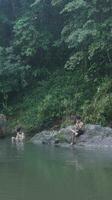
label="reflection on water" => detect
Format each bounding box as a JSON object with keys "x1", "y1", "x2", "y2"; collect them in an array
[
  {"x1": 0, "y1": 139, "x2": 112, "y2": 200},
  {"x1": 11, "y1": 141, "x2": 24, "y2": 151}
]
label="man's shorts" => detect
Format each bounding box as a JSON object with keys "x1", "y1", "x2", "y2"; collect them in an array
[{"x1": 75, "y1": 129, "x2": 84, "y2": 137}]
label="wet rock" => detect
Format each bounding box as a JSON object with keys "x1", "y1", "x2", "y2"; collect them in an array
[
  {"x1": 31, "y1": 124, "x2": 112, "y2": 148},
  {"x1": 31, "y1": 130, "x2": 58, "y2": 145}
]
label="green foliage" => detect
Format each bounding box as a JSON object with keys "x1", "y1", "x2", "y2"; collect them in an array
[
  {"x1": 82, "y1": 78, "x2": 112, "y2": 125},
  {"x1": 59, "y1": 0, "x2": 112, "y2": 73},
  {"x1": 13, "y1": 16, "x2": 52, "y2": 57},
  {"x1": 8, "y1": 70, "x2": 112, "y2": 132},
  {"x1": 65, "y1": 52, "x2": 85, "y2": 70},
  {"x1": 0, "y1": 46, "x2": 30, "y2": 92},
  {"x1": 0, "y1": 0, "x2": 112, "y2": 133},
  {"x1": 61, "y1": 0, "x2": 87, "y2": 13}
]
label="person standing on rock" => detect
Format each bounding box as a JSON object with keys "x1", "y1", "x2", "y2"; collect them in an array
[{"x1": 70, "y1": 116, "x2": 85, "y2": 145}]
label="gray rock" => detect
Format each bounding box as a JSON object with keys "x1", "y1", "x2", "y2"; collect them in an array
[
  {"x1": 31, "y1": 124, "x2": 112, "y2": 148},
  {"x1": 31, "y1": 130, "x2": 58, "y2": 145}
]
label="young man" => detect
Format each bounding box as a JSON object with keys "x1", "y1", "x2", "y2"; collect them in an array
[{"x1": 70, "y1": 116, "x2": 85, "y2": 145}]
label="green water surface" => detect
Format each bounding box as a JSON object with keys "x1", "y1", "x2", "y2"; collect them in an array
[{"x1": 0, "y1": 139, "x2": 112, "y2": 200}]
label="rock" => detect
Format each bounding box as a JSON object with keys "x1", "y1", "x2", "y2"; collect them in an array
[
  {"x1": 0, "y1": 114, "x2": 7, "y2": 138},
  {"x1": 31, "y1": 124, "x2": 112, "y2": 148},
  {"x1": 31, "y1": 130, "x2": 58, "y2": 145}
]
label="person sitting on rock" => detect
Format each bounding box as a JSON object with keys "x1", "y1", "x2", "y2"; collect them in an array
[
  {"x1": 70, "y1": 116, "x2": 85, "y2": 145},
  {"x1": 12, "y1": 127, "x2": 25, "y2": 143}
]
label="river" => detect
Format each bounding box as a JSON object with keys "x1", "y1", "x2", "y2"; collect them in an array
[{"x1": 0, "y1": 139, "x2": 112, "y2": 200}]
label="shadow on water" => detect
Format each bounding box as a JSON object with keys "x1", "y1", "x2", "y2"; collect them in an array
[{"x1": 0, "y1": 139, "x2": 112, "y2": 200}]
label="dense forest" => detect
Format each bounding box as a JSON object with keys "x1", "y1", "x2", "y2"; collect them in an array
[{"x1": 0, "y1": 0, "x2": 112, "y2": 133}]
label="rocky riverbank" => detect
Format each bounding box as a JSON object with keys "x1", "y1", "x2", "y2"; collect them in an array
[{"x1": 31, "y1": 124, "x2": 112, "y2": 148}]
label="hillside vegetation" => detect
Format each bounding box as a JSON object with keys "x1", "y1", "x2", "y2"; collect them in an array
[{"x1": 0, "y1": 0, "x2": 112, "y2": 133}]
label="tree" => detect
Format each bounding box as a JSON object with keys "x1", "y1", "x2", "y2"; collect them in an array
[{"x1": 53, "y1": 0, "x2": 112, "y2": 79}]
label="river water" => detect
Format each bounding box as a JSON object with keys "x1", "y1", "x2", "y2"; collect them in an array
[{"x1": 0, "y1": 139, "x2": 112, "y2": 200}]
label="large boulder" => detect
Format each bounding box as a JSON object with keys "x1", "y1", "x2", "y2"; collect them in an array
[
  {"x1": 31, "y1": 130, "x2": 58, "y2": 145},
  {"x1": 0, "y1": 114, "x2": 7, "y2": 138},
  {"x1": 31, "y1": 124, "x2": 112, "y2": 148}
]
